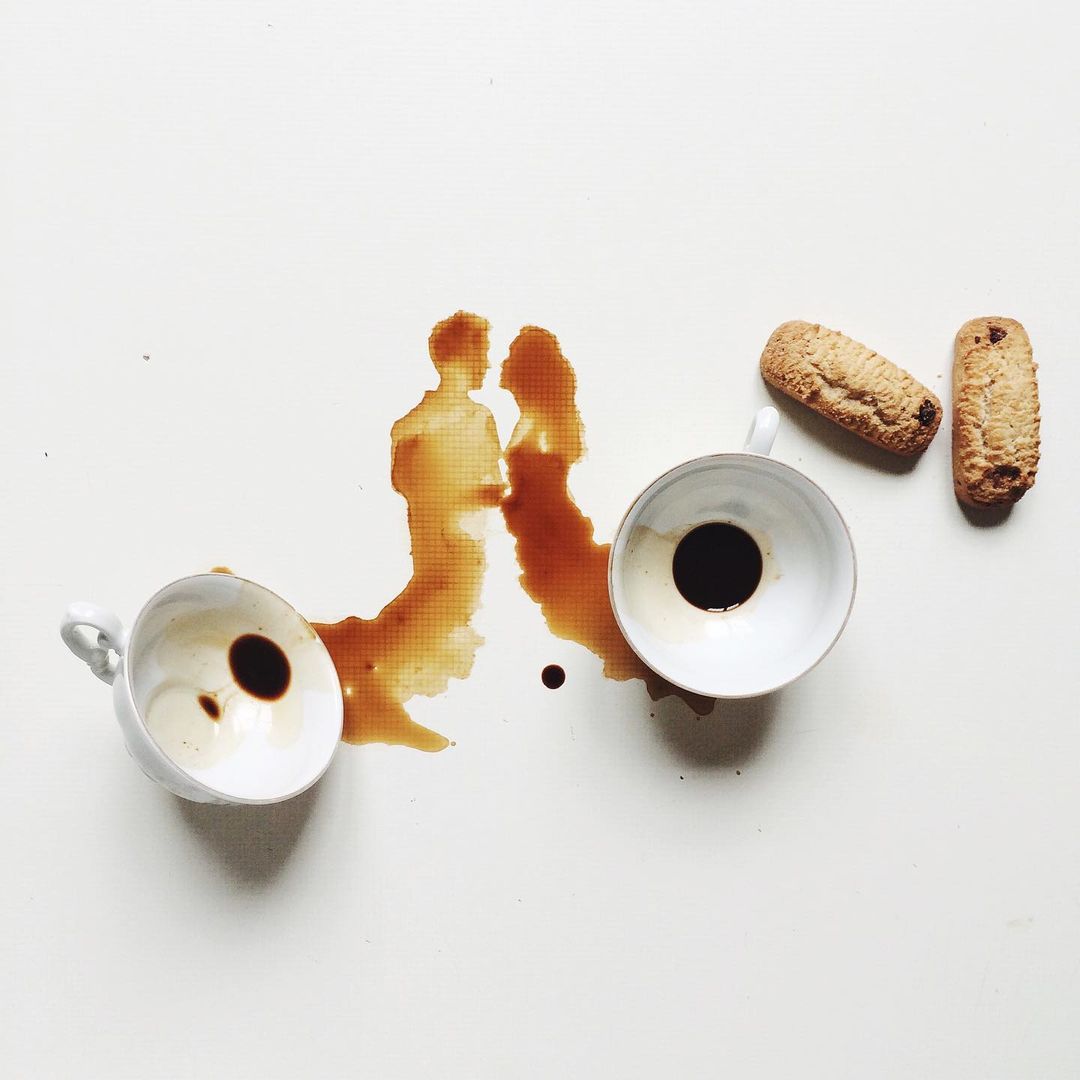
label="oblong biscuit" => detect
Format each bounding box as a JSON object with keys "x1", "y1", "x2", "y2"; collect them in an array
[
  {"x1": 759, "y1": 321, "x2": 941, "y2": 455},
  {"x1": 952, "y1": 316, "x2": 1040, "y2": 507}
]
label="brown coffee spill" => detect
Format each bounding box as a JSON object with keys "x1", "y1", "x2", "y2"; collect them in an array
[
  {"x1": 500, "y1": 327, "x2": 713, "y2": 715},
  {"x1": 210, "y1": 566, "x2": 234, "y2": 575},
  {"x1": 313, "y1": 313, "x2": 503, "y2": 751}
]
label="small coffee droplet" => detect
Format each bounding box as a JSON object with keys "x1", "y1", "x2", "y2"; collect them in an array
[
  {"x1": 197, "y1": 694, "x2": 221, "y2": 720},
  {"x1": 541, "y1": 664, "x2": 566, "y2": 689}
]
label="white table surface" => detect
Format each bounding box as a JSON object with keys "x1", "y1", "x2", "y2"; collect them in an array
[{"x1": 4, "y1": 2, "x2": 1080, "y2": 1077}]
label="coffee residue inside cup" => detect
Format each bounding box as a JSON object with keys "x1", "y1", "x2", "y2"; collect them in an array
[
  {"x1": 197, "y1": 693, "x2": 221, "y2": 719},
  {"x1": 229, "y1": 633, "x2": 291, "y2": 701},
  {"x1": 672, "y1": 522, "x2": 763, "y2": 612}
]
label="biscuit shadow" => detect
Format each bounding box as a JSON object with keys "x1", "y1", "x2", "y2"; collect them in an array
[
  {"x1": 650, "y1": 690, "x2": 780, "y2": 768},
  {"x1": 763, "y1": 385, "x2": 921, "y2": 476},
  {"x1": 174, "y1": 782, "x2": 319, "y2": 888},
  {"x1": 957, "y1": 499, "x2": 1013, "y2": 527}
]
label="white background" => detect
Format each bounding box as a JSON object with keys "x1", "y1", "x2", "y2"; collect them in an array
[{"x1": 3, "y1": 1, "x2": 1079, "y2": 1077}]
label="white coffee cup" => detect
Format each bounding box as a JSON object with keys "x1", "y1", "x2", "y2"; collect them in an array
[
  {"x1": 608, "y1": 407, "x2": 856, "y2": 698},
  {"x1": 60, "y1": 573, "x2": 343, "y2": 804}
]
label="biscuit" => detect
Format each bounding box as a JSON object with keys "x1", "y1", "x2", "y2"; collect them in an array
[
  {"x1": 952, "y1": 316, "x2": 1040, "y2": 506},
  {"x1": 760, "y1": 321, "x2": 941, "y2": 455}
]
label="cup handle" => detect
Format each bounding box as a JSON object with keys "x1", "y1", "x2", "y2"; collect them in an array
[
  {"x1": 60, "y1": 602, "x2": 129, "y2": 685},
  {"x1": 744, "y1": 406, "x2": 780, "y2": 456}
]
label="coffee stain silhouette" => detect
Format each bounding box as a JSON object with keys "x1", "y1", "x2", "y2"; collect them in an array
[
  {"x1": 500, "y1": 326, "x2": 714, "y2": 715},
  {"x1": 313, "y1": 312, "x2": 503, "y2": 751}
]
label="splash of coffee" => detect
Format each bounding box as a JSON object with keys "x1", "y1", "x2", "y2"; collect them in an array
[
  {"x1": 313, "y1": 313, "x2": 503, "y2": 751},
  {"x1": 500, "y1": 327, "x2": 714, "y2": 715}
]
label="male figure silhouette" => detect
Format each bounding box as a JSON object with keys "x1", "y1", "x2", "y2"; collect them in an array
[{"x1": 314, "y1": 312, "x2": 503, "y2": 750}]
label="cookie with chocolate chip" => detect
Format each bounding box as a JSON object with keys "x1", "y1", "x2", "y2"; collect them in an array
[
  {"x1": 952, "y1": 317, "x2": 1040, "y2": 506},
  {"x1": 760, "y1": 321, "x2": 941, "y2": 455}
]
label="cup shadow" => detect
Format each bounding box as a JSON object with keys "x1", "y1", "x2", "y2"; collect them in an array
[
  {"x1": 649, "y1": 690, "x2": 780, "y2": 768},
  {"x1": 763, "y1": 385, "x2": 921, "y2": 476},
  {"x1": 174, "y1": 782, "x2": 319, "y2": 889}
]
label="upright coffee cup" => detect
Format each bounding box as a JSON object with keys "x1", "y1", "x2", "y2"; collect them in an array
[{"x1": 608, "y1": 407, "x2": 856, "y2": 698}]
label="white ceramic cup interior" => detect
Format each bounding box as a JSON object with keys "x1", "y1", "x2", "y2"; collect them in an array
[
  {"x1": 130, "y1": 574, "x2": 342, "y2": 801},
  {"x1": 62, "y1": 574, "x2": 343, "y2": 803},
  {"x1": 609, "y1": 408, "x2": 856, "y2": 698}
]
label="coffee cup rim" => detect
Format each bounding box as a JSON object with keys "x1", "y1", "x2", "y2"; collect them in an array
[{"x1": 607, "y1": 451, "x2": 857, "y2": 699}]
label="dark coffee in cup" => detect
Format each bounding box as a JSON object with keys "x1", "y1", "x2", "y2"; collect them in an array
[{"x1": 672, "y1": 522, "x2": 763, "y2": 612}]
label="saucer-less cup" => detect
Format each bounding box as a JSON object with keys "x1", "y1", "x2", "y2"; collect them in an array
[
  {"x1": 609, "y1": 407, "x2": 856, "y2": 698},
  {"x1": 60, "y1": 573, "x2": 343, "y2": 804}
]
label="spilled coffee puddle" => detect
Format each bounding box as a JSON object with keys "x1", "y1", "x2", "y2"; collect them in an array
[
  {"x1": 312, "y1": 312, "x2": 503, "y2": 751},
  {"x1": 500, "y1": 327, "x2": 713, "y2": 716}
]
